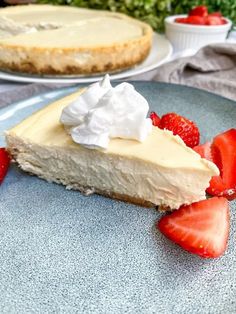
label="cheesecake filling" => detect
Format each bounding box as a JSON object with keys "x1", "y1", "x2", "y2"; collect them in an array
[
  {"x1": 6, "y1": 133, "x2": 214, "y2": 209},
  {"x1": 60, "y1": 75, "x2": 152, "y2": 149}
]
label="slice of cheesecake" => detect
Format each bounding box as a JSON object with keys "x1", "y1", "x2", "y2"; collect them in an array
[
  {"x1": 5, "y1": 89, "x2": 219, "y2": 210},
  {"x1": 0, "y1": 5, "x2": 152, "y2": 75}
]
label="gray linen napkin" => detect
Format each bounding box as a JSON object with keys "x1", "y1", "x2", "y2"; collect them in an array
[{"x1": 153, "y1": 43, "x2": 236, "y2": 101}]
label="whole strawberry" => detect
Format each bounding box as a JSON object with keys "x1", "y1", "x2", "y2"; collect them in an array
[{"x1": 159, "y1": 112, "x2": 200, "y2": 148}]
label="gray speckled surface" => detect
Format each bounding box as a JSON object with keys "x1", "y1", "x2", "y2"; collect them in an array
[{"x1": 0, "y1": 82, "x2": 236, "y2": 314}]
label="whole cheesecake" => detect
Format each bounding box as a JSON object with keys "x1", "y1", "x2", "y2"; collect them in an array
[
  {"x1": 0, "y1": 4, "x2": 153, "y2": 75},
  {"x1": 5, "y1": 88, "x2": 219, "y2": 210}
]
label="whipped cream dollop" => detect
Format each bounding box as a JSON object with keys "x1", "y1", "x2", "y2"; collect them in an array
[{"x1": 60, "y1": 75, "x2": 152, "y2": 149}]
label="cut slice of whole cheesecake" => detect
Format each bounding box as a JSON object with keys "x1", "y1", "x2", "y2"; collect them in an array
[{"x1": 5, "y1": 89, "x2": 219, "y2": 210}]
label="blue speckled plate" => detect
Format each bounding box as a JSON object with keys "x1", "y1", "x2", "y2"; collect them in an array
[{"x1": 0, "y1": 82, "x2": 236, "y2": 314}]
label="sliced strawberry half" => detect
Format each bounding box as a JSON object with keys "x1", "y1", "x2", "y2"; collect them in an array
[
  {"x1": 193, "y1": 129, "x2": 236, "y2": 200},
  {"x1": 158, "y1": 197, "x2": 229, "y2": 258},
  {"x1": 150, "y1": 111, "x2": 161, "y2": 127},
  {"x1": 208, "y1": 129, "x2": 236, "y2": 200},
  {"x1": 0, "y1": 148, "x2": 10, "y2": 184},
  {"x1": 158, "y1": 112, "x2": 200, "y2": 148},
  {"x1": 193, "y1": 142, "x2": 213, "y2": 161}
]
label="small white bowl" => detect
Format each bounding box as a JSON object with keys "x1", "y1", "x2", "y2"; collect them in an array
[{"x1": 165, "y1": 15, "x2": 232, "y2": 52}]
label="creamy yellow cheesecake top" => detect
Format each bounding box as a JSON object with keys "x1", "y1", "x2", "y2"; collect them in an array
[{"x1": 0, "y1": 5, "x2": 145, "y2": 47}]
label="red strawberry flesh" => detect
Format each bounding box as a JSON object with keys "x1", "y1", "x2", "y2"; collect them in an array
[
  {"x1": 193, "y1": 142, "x2": 213, "y2": 161},
  {"x1": 208, "y1": 129, "x2": 236, "y2": 200},
  {"x1": 205, "y1": 16, "x2": 225, "y2": 25},
  {"x1": 175, "y1": 17, "x2": 189, "y2": 24},
  {"x1": 185, "y1": 16, "x2": 205, "y2": 25},
  {"x1": 175, "y1": 7, "x2": 227, "y2": 26},
  {"x1": 193, "y1": 129, "x2": 236, "y2": 200},
  {"x1": 0, "y1": 148, "x2": 10, "y2": 184},
  {"x1": 213, "y1": 129, "x2": 236, "y2": 184},
  {"x1": 189, "y1": 5, "x2": 208, "y2": 17},
  {"x1": 150, "y1": 111, "x2": 161, "y2": 127},
  {"x1": 158, "y1": 197, "x2": 229, "y2": 258}
]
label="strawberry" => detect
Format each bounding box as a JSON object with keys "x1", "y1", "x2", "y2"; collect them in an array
[
  {"x1": 208, "y1": 177, "x2": 236, "y2": 200},
  {"x1": 207, "y1": 13, "x2": 227, "y2": 25},
  {"x1": 193, "y1": 129, "x2": 236, "y2": 200},
  {"x1": 185, "y1": 16, "x2": 206, "y2": 25},
  {"x1": 158, "y1": 197, "x2": 229, "y2": 258},
  {"x1": 0, "y1": 148, "x2": 10, "y2": 184},
  {"x1": 208, "y1": 12, "x2": 222, "y2": 18},
  {"x1": 220, "y1": 18, "x2": 228, "y2": 25},
  {"x1": 193, "y1": 142, "x2": 213, "y2": 161},
  {"x1": 175, "y1": 17, "x2": 189, "y2": 24},
  {"x1": 208, "y1": 129, "x2": 236, "y2": 200},
  {"x1": 175, "y1": 7, "x2": 227, "y2": 26},
  {"x1": 205, "y1": 15, "x2": 225, "y2": 25},
  {"x1": 175, "y1": 16, "x2": 205, "y2": 25},
  {"x1": 150, "y1": 111, "x2": 161, "y2": 127},
  {"x1": 189, "y1": 5, "x2": 208, "y2": 17},
  {"x1": 158, "y1": 112, "x2": 200, "y2": 148}
]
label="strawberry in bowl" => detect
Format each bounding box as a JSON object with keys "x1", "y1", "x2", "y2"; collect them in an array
[
  {"x1": 165, "y1": 6, "x2": 232, "y2": 51},
  {"x1": 175, "y1": 6, "x2": 228, "y2": 26}
]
